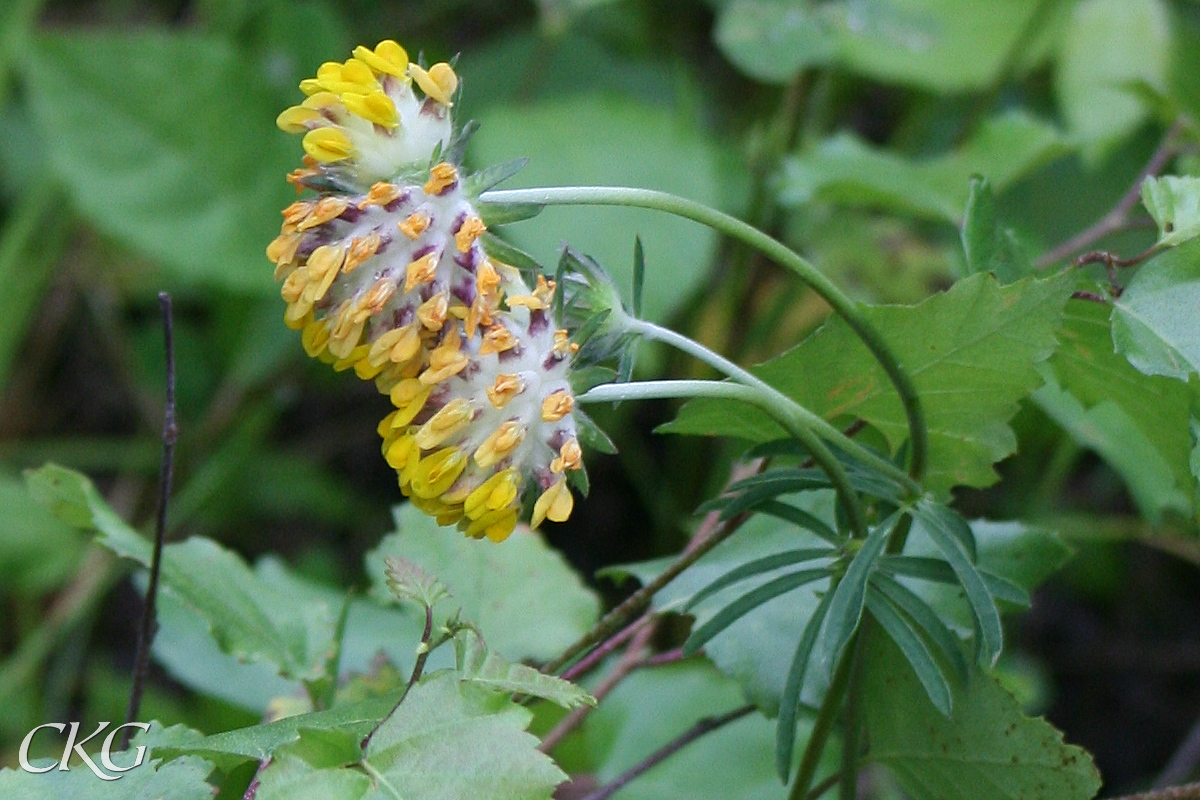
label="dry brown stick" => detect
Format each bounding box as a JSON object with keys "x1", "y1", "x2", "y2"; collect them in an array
[{"x1": 1107, "y1": 782, "x2": 1200, "y2": 800}]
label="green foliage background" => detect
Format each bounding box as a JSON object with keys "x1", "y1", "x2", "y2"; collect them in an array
[{"x1": 3, "y1": 0, "x2": 1200, "y2": 798}]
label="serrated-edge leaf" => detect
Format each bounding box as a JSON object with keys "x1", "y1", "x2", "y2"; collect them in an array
[
  {"x1": 869, "y1": 571, "x2": 969, "y2": 685},
  {"x1": 384, "y1": 556, "x2": 450, "y2": 609},
  {"x1": 684, "y1": 548, "x2": 836, "y2": 611},
  {"x1": 819, "y1": 512, "x2": 898, "y2": 671},
  {"x1": 775, "y1": 588, "x2": 836, "y2": 781},
  {"x1": 1141, "y1": 174, "x2": 1200, "y2": 247},
  {"x1": 915, "y1": 501, "x2": 1003, "y2": 666},
  {"x1": 684, "y1": 568, "x2": 829, "y2": 655},
  {"x1": 865, "y1": 588, "x2": 953, "y2": 716},
  {"x1": 455, "y1": 631, "x2": 594, "y2": 709}
]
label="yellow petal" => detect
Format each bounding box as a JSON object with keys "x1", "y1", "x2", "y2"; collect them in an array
[
  {"x1": 302, "y1": 127, "x2": 354, "y2": 163},
  {"x1": 410, "y1": 447, "x2": 468, "y2": 499}
]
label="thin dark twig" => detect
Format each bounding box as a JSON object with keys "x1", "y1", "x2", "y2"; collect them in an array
[
  {"x1": 121, "y1": 292, "x2": 176, "y2": 750},
  {"x1": 578, "y1": 704, "x2": 756, "y2": 800},
  {"x1": 1037, "y1": 120, "x2": 1185, "y2": 269},
  {"x1": 1107, "y1": 781, "x2": 1200, "y2": 800},
  {"x1": 362, "y1": 604, "x2": 433, "y2": 751},
  {"x1": 560, "y1": 614, "x2": 654, "y2": 683},
  {"x1": 1071, "y1": 290, "x2": 1110, "y2": 304},
  {"x1": 540, "y1": 621, "x2": 658, "y2": 753}
]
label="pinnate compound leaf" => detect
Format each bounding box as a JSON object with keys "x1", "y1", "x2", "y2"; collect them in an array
[
  {"x1": 454, "y1": 630, "x2": 593, "y2": 709},
  {"x1": 864, "y1": 634, "x2": 1101, "y2": 800},
  {"x1": 385, "y1": 556, "x2": 450, "y2": 610},
  {"x1": 913, "y1": 500, "x2": 1003, "y2": 667},
  {"x1": 0, "y1": 755, "x2": 215, "y2": 800},
  {"x1": 684, "y1": 568, "x2": 830, "y2": 655},
  {"x1": 26, "y1": 464, "x2": 340, "y2": 683},
  {"x1": 865, "y1": 588, "x2": 953, "y2": 716},
  {"x1": 1142, "y1": 175, "x2": 1200, "y2": 247},
  {"x1": 664, "y1": 272, "x2": 1073, "y2": 495},
  {"x1": 775, "y1": 588, "x2": 835, "y2": 781},
  {"x1": 367, "y1": 504, "x2": 599, "y2": 663},
  {"x1": 819, "y1": 512, "x2": 897, "y2": 672},
  {"x1": 869, "y1": 572, "x2": 970, "y2": 686},
  {"x1": 607, "y1": 493, "x2": 839, "y2": 714},
  {"x1": 684, "y1": 547, "x2": 835, "y2": 612},
  {"x1": 1112, "y1": 238, "x2": 1200, "y2": 381},
  {"x1": 23, "y1": 32, "x2": 295, "y2": 292}
]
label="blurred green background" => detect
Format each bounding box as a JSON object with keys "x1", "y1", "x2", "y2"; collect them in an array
[{"x1": 3, "y1": 0, "x2": 1200, "y2": 793}]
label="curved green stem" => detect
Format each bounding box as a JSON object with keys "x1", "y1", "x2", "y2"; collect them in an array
[
  {"x1": 630, "y1": 318, "x2": 920, "y2": 498},
  {"x1": 580, "y1": 380, "x2": 868, "y2": 538},
  {"x1": 481, "y1": 185, "x2": 927, "y2": 481}
]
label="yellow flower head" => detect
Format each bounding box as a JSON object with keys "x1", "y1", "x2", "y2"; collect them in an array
[
  {"x1": 270, "y1": 42, "x2": 588, "y2": 543},
  {"x1": 276, "y1": 40, "x2": 460, "y2": 188}
]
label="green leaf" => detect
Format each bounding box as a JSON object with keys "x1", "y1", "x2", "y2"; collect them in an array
[
  {"x1": 865, "y1": 589, "x2": 953, "y2": 715},
  {"x1": 464, "y1": 157, "x2": 530, "y2": 196},
  {"x1": 829, "y1": 0, "x2": 1054, "y2": 93},
  {"x1": 249, "y1": 673, "x2": 566, "y2": 800},
  {"x1": 1112, "y1": 237, "x2": 1200, "y2": 381},
  {"x1": 0, "y1": 755, "x2": 215, "y2": 800},
  {"x1": 27, "y1": 464, "x2": 346, "y2": 684},
  {"x1": 878, "y1": 556, "x2": 1028, "y2": 608},
  {"x1": 819, "y1": 512, "x2": 897, "y2": 671},
  {"x1": 775, "y1": 588, "x2": 835, "y2": 781},
  {"x1": 631, "y1": 235, "x2": 646, "y2": 319},
  {"x1": 714, "y1": 0, "x2": 838, "y2": 83},
  {"x1": 899, "y1": 519, "x2": 1072, "y2": 640},
  {"x1": 685, "y1": 567, "x2": 830, "y2": 655},
  {"x1": 255, "y1": 753, "x2": 370, "y2": 800},
  {"x1": 684, "y1": 547, "x2": 835, "y2": 612},
  {"x1": 454, "y1": 631, "x2": 594, "y2": 709},
  {"x1": 912, "y1": 500, "x2": 1003, "y2": 666},
  {"x1": 1037, "y1": 298, "x2": 1194, "y2": 519},
  {"x1": 664, "y1": 272, "x2": 1074, "y2": 495},
  {"x1": 362, "y1": 672, "x2": 566, "y2": 800},
  {"x1": 469, "y1": 95, "x2": 724, "y2": 323},
  {"x1": 579, "y1": 660, "x2": 817, "y2": 800},
  {"x1": 1142, "y1": 175, "x2": 1200, "y2": 247},
  {"x1": 607, "y1": 492, "x2": 838, "y2": 714},
  {"x1": 22, "y1": 32, "x2": 296, "y2": 291},
  {"x1": 778, "y1": 112, "x2": 1068, "y2": 222},
  {"x1": 384, "y1": 556, "x2": 451, "y2": 610},
  {"x1": 1056, "y1": 0, "x2": 1170, "y2": 155},
  {"x1": 863, "y1": 633, "x2": 1101, "y2": 800},
  {"x1": 366, "y1": 504, "x2": 600, "y2": 663},
  {"x1": 869, "y1": 571, "x2": 970, "y2": 684},
  {"x1": 0, "y1": 473, "x2": 86, "y2": 592},
  {"x1": 960, "y1": 175, "x2": 1032, "y2": 284}
]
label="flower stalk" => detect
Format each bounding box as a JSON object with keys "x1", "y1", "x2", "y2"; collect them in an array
[{"x1": 480, "y1": 185, "x2": 928, "y2": 482}]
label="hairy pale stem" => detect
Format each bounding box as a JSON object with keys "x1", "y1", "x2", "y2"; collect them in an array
[{"x1": 480, "y1": 185, "x2": 928, "y2": 481}]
